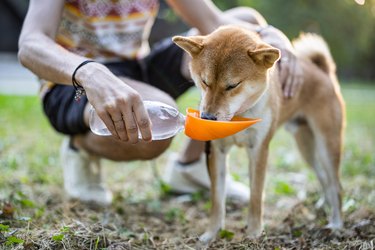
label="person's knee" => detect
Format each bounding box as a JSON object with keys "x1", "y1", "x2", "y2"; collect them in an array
[
  {"x1": 106, "y1": 138, "x2": 172, "y2": 161},
  {"x1": 136, "y1": 139, "x2": 173, "y2": 160},
  {"x1": 224, "y1": 7, "x2": 267, "y2": 26},
  {"x1": 76, "y1": 133, "x2": 173, "y2": 161}
]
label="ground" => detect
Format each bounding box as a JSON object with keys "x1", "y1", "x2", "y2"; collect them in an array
[{"x1": 0, "y1": 83, "x2": 374, "y2": 249}]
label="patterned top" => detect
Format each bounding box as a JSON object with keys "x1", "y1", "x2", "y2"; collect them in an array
[{"x1": 56, "y1": 0, "x2": 159, "y2": 62}]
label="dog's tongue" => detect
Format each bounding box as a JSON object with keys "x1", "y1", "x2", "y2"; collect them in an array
[{"x1": 184, "y1": 108, "x2": 261, "y2": 141}]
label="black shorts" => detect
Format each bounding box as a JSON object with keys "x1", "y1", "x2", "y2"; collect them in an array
[{"x1": 43, "y1": 37, "x2": 194, "y2": 135}]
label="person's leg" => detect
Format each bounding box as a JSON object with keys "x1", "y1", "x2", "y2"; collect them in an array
[{"x1": 43, "y1": 75, "x2": 177, "y2": 206}]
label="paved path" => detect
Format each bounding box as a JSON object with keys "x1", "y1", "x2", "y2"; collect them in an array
[{"x1": 0, "y1": 52, "x2": 39, "y2": 95}]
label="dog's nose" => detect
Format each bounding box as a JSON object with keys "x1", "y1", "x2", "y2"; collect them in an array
[{"x1": 201, "y1": 112, "x2": 217, "y2": 120}]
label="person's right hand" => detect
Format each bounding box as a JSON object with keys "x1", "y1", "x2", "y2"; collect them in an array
[{"x1": 78, "y1": 63, "x2": 152, "y2": 143}]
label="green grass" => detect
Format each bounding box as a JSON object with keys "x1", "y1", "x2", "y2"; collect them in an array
[
  {"x1": 0, "y1": 82, "x2": 374, "y2": 249},
  {"x1": 0, "y1": 97, "x2": 62, "y2": 192}
]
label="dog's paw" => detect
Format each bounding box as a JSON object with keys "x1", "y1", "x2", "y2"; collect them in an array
[
  {"x1": 315, "y1": 196, "x2": 326, "y2": 209},
  {"x1": 325, "y1": 221, "x2": 343, "y2": 230},
  {"x1": 246, "y1": 227, "x2": 262, "y2": 239},
  {"x1": 199, "y1": 231, "x2": 216, "y2": 244}
]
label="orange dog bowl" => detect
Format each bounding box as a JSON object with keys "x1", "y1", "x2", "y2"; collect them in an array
[{"x1": 184, "y1": 108, "x2": 261, "y2": 141}]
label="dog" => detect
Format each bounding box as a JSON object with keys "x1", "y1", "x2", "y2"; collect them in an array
[{"x1": 173, "y1": 25, "x2": 345, "y2": 243}]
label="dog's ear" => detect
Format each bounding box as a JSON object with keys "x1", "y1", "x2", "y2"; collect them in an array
[
  {"x1": 248, "y1": 47, "x2": 280, "y2": 68},
  {"x1": 172, "y1": 36, "x2": 204, "y2": 57}
]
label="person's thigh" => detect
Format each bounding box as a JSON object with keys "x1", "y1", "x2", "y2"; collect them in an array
[{"x1": 142, "y1": 36, "x2": 195, "y2": 100}]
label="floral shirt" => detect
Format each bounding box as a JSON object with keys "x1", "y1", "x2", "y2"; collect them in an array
[{"x1": 56, "y1": 0, "x2": 159, "y2": 62}]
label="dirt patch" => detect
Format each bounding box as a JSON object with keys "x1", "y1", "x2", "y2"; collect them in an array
[{"x1": 1, "y1": 187, "x2": 374, "y2": 250}]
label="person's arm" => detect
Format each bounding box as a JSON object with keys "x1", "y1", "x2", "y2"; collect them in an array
[
  {"x1": 166, "y1": 0, "x2": 258, "y2": 34},
  {"x1": 18, "y1": 0, "x2": 81, "y2": 84},
  {"x1": 257, "y1": 26, "x2": 303, "y2": 98},
  {"x1": 166, "y1": 0, "x2": 302, "y2": 98},
  {"x1": 18, "y1": 0, "x2": 151, "y2": 143}
]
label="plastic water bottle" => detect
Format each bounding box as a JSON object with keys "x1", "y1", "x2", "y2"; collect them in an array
[{"x1": 89, "y1": 100, "x2": 186, "y2": 140}]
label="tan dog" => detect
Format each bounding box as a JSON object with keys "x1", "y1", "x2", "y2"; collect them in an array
[{"x1": 173, "y1": 25, "x2": 345, "y2": 243}]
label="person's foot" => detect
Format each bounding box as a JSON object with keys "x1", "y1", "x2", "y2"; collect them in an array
[
  {"x1": 163, "y1": 153, "x2": 250, "y2": 203},
  {"x1": 60, "y1": 138, "x2": 113, "y2": 206}
]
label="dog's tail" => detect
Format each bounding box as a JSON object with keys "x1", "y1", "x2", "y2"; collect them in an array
[{"x1": 293, "y1": 33, "x2": 336, "y2": 75}]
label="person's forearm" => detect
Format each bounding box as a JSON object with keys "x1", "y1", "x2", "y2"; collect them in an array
[
  {"x1": 167, "y1": 0, "x2": 258, "y2": 35},
  {"x1": 166, "y1": 0, "x2": 221, "y2": 34},
  {"x1": 258, "y1": 26, "x2": 294, "y2": 52},
  {"x1": 18, "y1": 33, "x2": 100, "y2": 86}
]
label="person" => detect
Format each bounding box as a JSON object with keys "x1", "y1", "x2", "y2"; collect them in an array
[{"x1": 18, "y1": 0, "x2": 302, "y2": 206}]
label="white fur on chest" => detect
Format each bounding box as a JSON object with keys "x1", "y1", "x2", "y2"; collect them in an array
[{"x1": 219, "y1": 92, "x2": 272, "y2": 150}]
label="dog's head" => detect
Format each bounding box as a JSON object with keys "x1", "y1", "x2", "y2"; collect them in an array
[{"x1": 173, "y1": 25, "x2": 280, "y2": 121}]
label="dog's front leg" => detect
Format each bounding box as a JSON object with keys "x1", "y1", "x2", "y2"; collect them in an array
[
  {"x1": 199, "y1": 141, "x2": 228, "y2": 244},
  {"x1": 246, "y1": 141, "x2": 270, "y2": 238}
]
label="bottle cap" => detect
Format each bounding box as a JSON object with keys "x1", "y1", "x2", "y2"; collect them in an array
[{"x1": 184, "y1": 108, "x2": 261, "y2": 141}]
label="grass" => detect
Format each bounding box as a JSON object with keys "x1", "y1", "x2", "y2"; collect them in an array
[{"x1": 0, "y1": 82, "x2": 374, "y2": 249}]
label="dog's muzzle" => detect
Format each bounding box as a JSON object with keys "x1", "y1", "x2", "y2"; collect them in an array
[{"x1": 201, "y1": 112, "x2": 217, "y2": 121}]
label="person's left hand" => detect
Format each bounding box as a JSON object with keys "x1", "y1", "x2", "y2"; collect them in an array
[
  {"x1": 278, "y1": 48, "x2": 304, "y2": 98},
  {"x1": 258, "y1": 26, "x2": 303, "y2": 98}
]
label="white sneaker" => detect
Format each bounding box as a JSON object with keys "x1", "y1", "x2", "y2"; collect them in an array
[
  {"x1": 60, "y1": 138, "x2": 113, "y2": 206},
  {"x1": 163, "y1": 153, "x2": 250, "y2": 203}
]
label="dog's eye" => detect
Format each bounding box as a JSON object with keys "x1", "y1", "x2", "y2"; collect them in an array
[{"x1": 226, "y1": 81, "x2": 241, "y2": 91}]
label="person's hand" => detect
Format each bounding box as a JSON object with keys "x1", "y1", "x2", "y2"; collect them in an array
[
  {"x1": 257, "y1": 26, "x2": 303, "y2": 98},
  {"x1": 78, "y1": 63, "x2": 152, "y2": 143},
  {"x1": 278, "y1": 48, "x2": 303, "y2": 98}
]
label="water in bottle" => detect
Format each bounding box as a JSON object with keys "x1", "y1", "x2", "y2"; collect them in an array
[{"x1": 89, "y1": 100, "x2": 186, "y2": 140}]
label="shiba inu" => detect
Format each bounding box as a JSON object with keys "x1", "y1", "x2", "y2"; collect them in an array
[{"x1": 173, "y1": 25, "x2": 345, "y2": 243}]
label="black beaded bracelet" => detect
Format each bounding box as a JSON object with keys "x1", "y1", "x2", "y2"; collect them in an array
[{"x1": 72, "y1": 60, "x2": 95, "y2": 101}]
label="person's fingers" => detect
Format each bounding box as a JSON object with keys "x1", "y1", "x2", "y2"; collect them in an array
[
  {"x1": 289, "y1": 57, "x2": 304, "y2": 97},
  {"x1": 278, "y1": 48, "x2": 304, "y2": 99},
  {"x1": 104, "y1": 103, "x2": 128, "y2": 140},
  {"x1": 286, "y1": 59, "x2": 297, "y2": 98},
  {"x1": 121, "y1": 104, "x2": 139, "y2": 144},
  {"x1": 279, "y1": 59, "x2": 288, "y2": 90},
  {"x1": 280, "y1": 58, "x2": 293, "y2": 98},
  {"x1": 111, "y1": 114, "x2": 128, "y2": 141},
  {"x1": 98, "y1": 111, "x2": 120, "y2": 139},
  {"x1": 285, "y1": 75, "x2": 293, "y2": 98},
  {"x1": 290, "y1": 72, "x2": 303, "y2": 98},
  {"x1": 133, "y1": 101, "x2": 152, "y2": 142}
]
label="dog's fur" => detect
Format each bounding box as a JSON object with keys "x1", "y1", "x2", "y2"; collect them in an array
[{"x1": 173, "y1": 25, "x2": 345, "y2": 243}]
